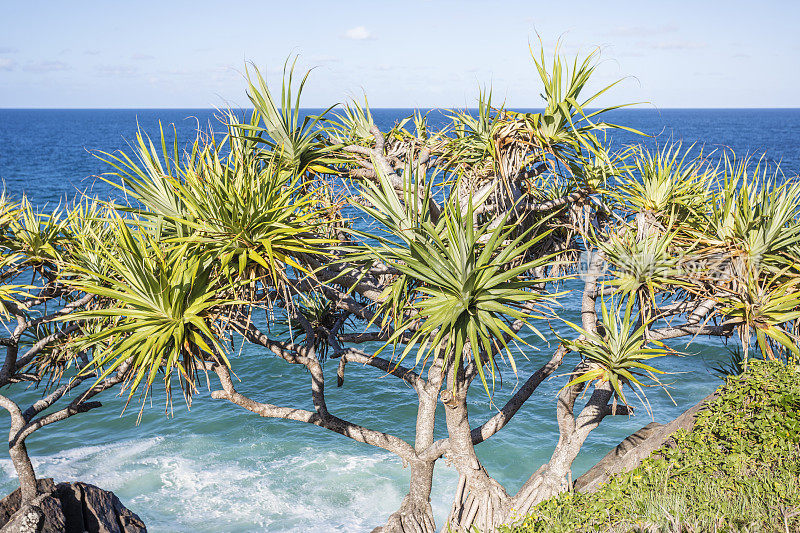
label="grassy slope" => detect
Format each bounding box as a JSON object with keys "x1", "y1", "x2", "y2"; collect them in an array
[{"x1": 502, "y1": 361, "x2": 800, "y2": 532}]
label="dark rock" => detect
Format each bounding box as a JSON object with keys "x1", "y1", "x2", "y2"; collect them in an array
[
  {"x1": 0, "y1": 491, "x2": 66, "y2": 533},
  {"x1": 55, "y1": 483, "x2": 83, "y2": 531},
  {"x1": 0, "y1": 479, "x2": 146, "y2": 533},
  {"x1": 0, "y1": 479, "x2": 67, "y2": 533},
  {"x1": 1, "y1": 501, "x2": 43, "y2": 533},
  {"x1": 0, "y1": 480, "x2": 55, "y2": 527},
  {"x1": 61, "y1": 482, "x2": 146, "y2": 533},
  {"x1": 36, "y1": 493, "x2": 68, "y2": 533},
  {"x1": 0, "y1": 504, "x2": 44, "y2": 533}
]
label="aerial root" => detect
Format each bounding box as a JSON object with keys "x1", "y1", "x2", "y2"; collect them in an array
[
  {"x1": 377, "y1": 495, "x2": 435, "y2": 533},
  {"x1": 446, "y1": 486, "x2": 507, "y2": 532}
]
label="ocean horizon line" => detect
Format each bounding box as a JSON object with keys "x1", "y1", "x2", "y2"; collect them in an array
[{"x1": 2, "y1": 106, "x2": 800, "y2": 111}]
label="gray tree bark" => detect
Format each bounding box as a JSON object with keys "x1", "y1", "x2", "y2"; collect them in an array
[
  {"x1": 0, "y1": 398, "x2": 37, "y2": 504},
  {"x1": 441, "y1": 362, "x2": 512, "y2": 533},
  {"x1": 376, "y1": 360, "x2": 444, "y2": 533}
]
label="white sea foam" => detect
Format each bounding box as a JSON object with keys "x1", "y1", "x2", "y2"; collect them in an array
[{"x1": 0, "y1": 435, "x2": 459, "y2": 532}]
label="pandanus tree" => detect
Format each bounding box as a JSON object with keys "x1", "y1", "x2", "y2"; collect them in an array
[
  {"x1": 3, "y1": 45, "x2": 800, "y2": 533},
  {"x1": 0, "y1": 196, "x2": 140, "y2": 505}
]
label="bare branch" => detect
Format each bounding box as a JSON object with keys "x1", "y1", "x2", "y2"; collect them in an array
[
  {"x1": 21, "y1": 371, "x2": 90, "y2": 423},
  {"x1": 0, "y1": 316, "x2": 27, "y2": 385},
  {"x1": 25, "y1": 294, "x2": 93, "y2": 329},
  {"x1": 687, "y1": 298, "x2": 717, "y2": 324},
  {"x1": 556, "y1": 362, "x2": 589, "y2": 438},
  {"x1": 210, "y1": 362, "x2": 416, "y2": 461},
  {"x1": 332, "y1": 348, "x2": 421, "y2": 390},
  {"x1": 581, "y1": 252, "x2": 605, "y2": 334},
  {"x1": 337, "y1": 331, "x2": 388, "y2": 344},
  {"x1": 15, "y1": 323, "x2": 81, "y2": 371},
  {"x1": 527, "y1": 189, "x2": 591, "y2": 212},
  {"x1": 648, "y1": 323, "x2": 735, "y2": 341},
  {"x1": 600, "y1": 403, "x2": 634, "y2": 417},
  {"x1": 471, "y1": 345, "x2": 566, "y2": 444},
  {"x1": 14, "y1": 360, "x2": 131, "y2": 444},
  {"x1": 15, "y1": 401, "x2": 102, "y2": 444}
]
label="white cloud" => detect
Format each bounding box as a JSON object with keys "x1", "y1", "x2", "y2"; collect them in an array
[
  {"x1": 159, "y1": 67, "x2": 196, "y2": 76},
  {"x1": 605, "y1": 24, "x2": 678, "y2": 38},
  {"x1": 0, "y1": 57, "x2": 16, "y2": 71},
  {"x1": 95, "y1": 65, "x2": 138, "y2": 77},
  {"x1": 643, "y1": 41, "x2": 707, "y2": 51},
  {"x1": 0, "y1": 46, "x2": 18, "y2": 54},
  {"x1": 131, "y1": 53, "x2": 155, "y2": 61},
  {"x1": 344, "y1": 26, "x2": 373, "y2": 40},
  {"x1": 22, "y1": 60, "x2": 70, "y2": 73},
  {"x1": 311, "y1": 54, "x2": 341, "y2": 64}
]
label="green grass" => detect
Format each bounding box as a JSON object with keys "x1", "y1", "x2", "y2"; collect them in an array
[{"x1": 502, "y1": 360, "x2": 800, "y2": 532}]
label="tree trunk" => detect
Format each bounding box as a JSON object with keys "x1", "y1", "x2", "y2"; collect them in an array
[
  {"x1": 445, "y1": 472, "x2": 510, "y2": 533},
  {"x1": 0, "y1": 396, "x2": 38, "y2": 504},
  {"x1": 375, "y1": 364, "x2": 443, "y2": 533},
  {"x1": 7, "y1": 440, "x2": 36, "y2": 504},
  {"x1": 441, "y1": 379, "x2": 511, "y2": 532},
  {"x1": 503, "y1": 382, "x2": 616, "y2": 521},
  {"x1": 509, "y1": 445, "x2": 579, "y2": 514},
  {"x1": 377, "y1": 460, "x2": 436, "y2": 533}
]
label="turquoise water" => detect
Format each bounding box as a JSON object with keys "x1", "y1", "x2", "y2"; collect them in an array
[{"x1": 0, "y1": 108, "x2": 798, "y2": 531}]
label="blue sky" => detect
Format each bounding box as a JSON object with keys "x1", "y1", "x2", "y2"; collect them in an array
[{"x1": 1, "y1": 0, "x2": 798, "y2": 109}]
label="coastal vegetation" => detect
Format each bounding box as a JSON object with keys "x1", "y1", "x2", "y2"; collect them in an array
[
  {"x1": 1, "y1": 45, "x2": 799, "y2": 531},
  {"x1": 503, "y1": 360, "x2": 800, "y2": 532}
]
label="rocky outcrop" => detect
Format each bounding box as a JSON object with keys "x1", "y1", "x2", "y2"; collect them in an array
[
  {"x1": 0, "y1": 479, "x2": 146, "y2": 533},
  {"x1": 574, "y1": 391, "x2": 718, "y2": 493}
]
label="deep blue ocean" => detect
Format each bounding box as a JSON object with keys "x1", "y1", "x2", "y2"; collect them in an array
[{"x1": 0, "y1": 108, "x2": 798, "y2": 532}]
